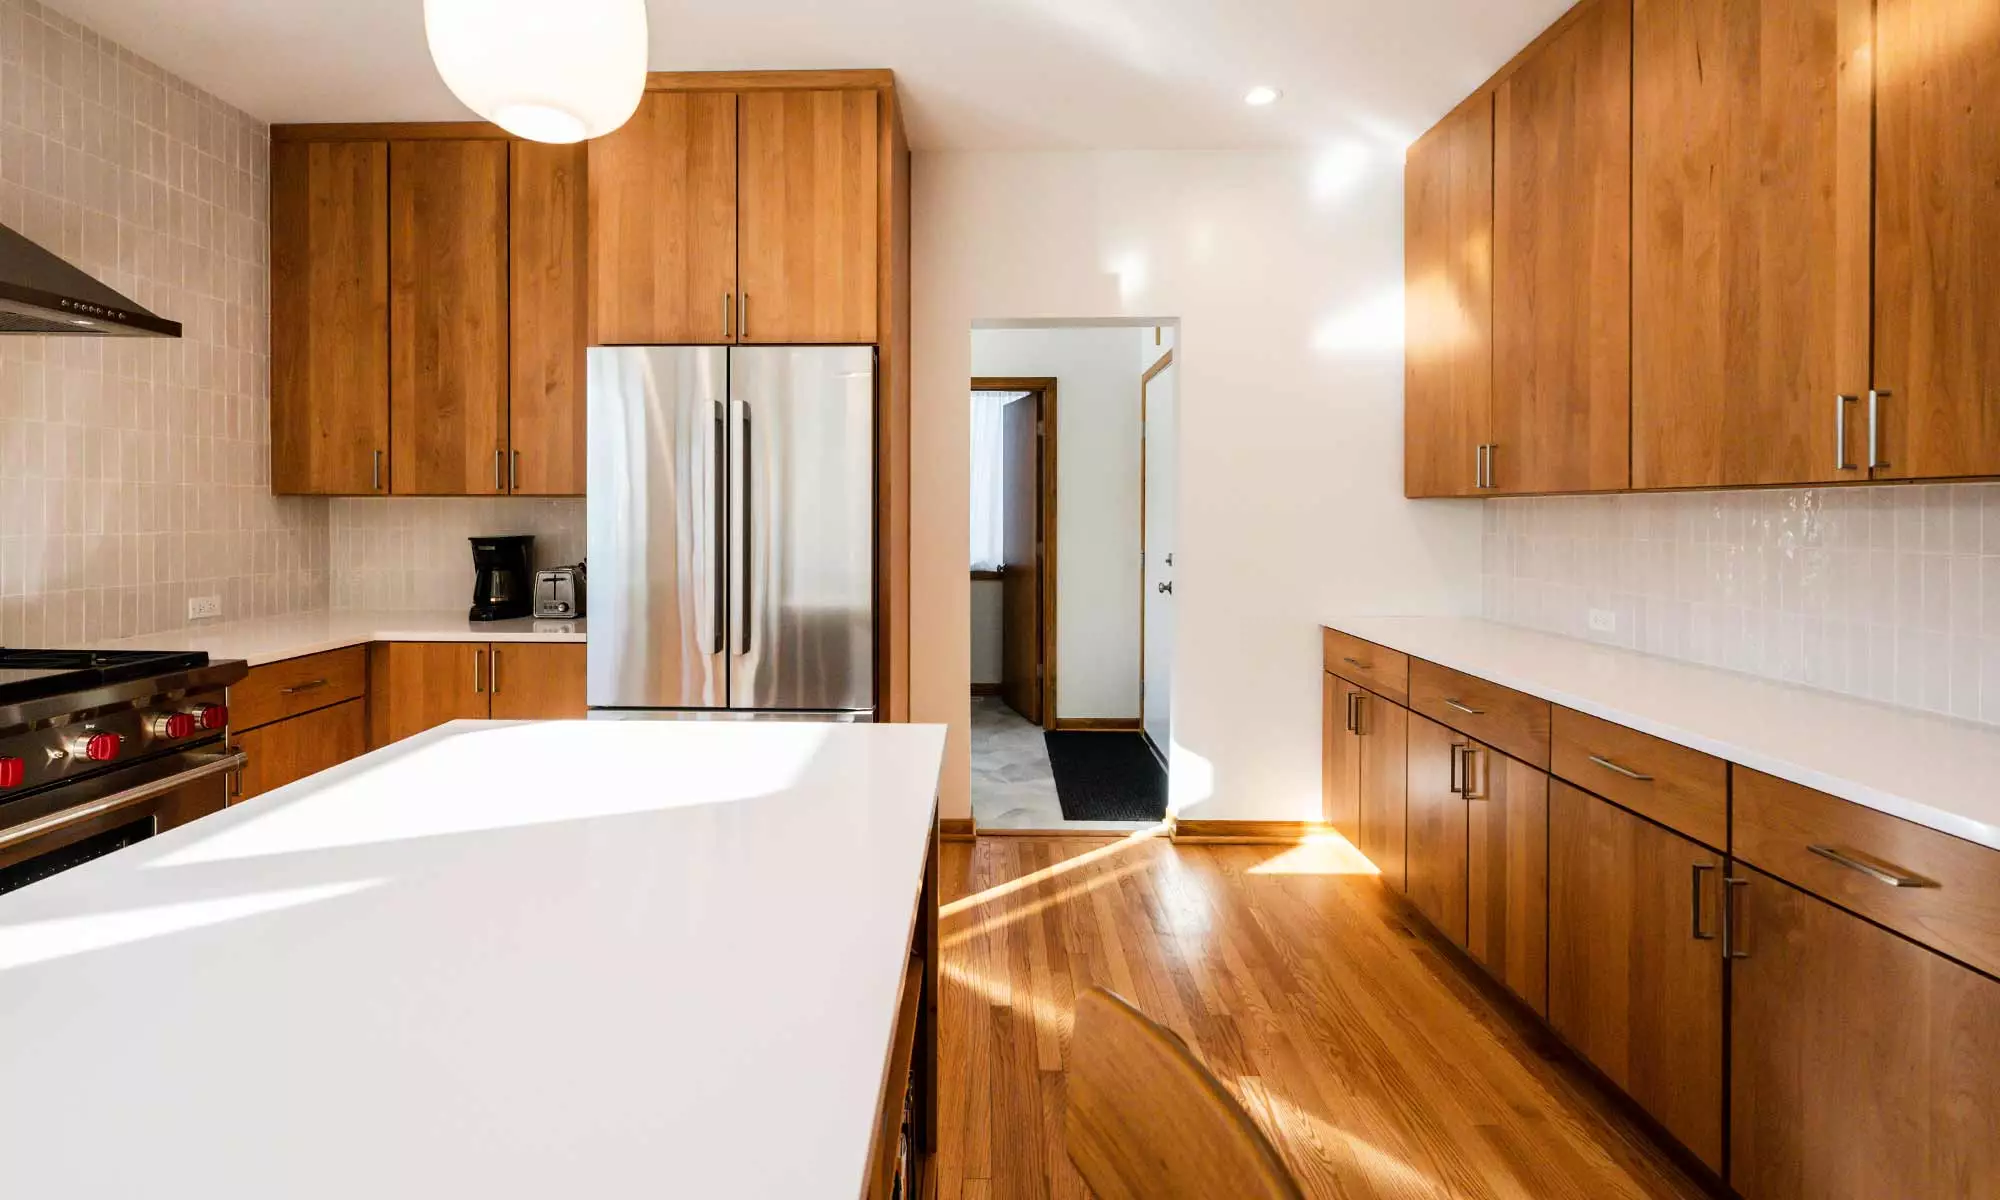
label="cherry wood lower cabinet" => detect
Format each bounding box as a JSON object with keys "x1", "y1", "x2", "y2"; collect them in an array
[
  {"x1": 233, "y1": 698, "x2": 368, "y2": 803},
  {"x1": 370, "y1": 641, "x2": 588, "y2": 746},
  {"x1": 1406, "y1": 714, "x2": 1469, "y2": 945},
  {"x1": 1464, "y1": 743, "x2": 1548, "y2": 1015},
  {"x1": 1549, "y1": 781, "x2": 1724, "y2": 1171},
  {"x1": 1353, "y1": 689, "x2": 1408, "y2": 894},
  {"x1": 1323, "y1": 674, "x2": 1363, "y2": 843},
  {"x1": 1729, "y1": 863, "x2": 2000, "y2": 1198},
  {"x1": 487, "y1": 643, "x2": 588, "y2": 721}
]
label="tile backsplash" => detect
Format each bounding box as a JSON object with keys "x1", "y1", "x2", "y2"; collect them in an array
[
  {"x1": 0, "y1": 0, "x2": 328, "y2": 646},
  {"x1": 1482, "y1": 485, "x2": 2000, "y2": 726},
  {"x1": 329, "y1": 498, "x2": 586, "y2": 612}
]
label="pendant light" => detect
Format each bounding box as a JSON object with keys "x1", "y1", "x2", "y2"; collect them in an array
[{"x1": 424, "y1": 0, "x2": 649, "y2": 144}]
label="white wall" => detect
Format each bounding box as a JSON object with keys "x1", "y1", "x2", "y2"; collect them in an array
[
  {"x1": 972, "y1": 326, "x2": 1146, "y2": 720},
  {"x1": 912, "y1": 149, "x2": 1484, "y2": 822}
]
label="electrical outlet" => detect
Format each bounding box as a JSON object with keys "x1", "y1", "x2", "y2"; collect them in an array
[
  {"x1": 1587, "y1": 608, "x2": 1617, "y2": 635},
  {"x1": 187, "y1": 594, "x2": 223, "y2": 621}
]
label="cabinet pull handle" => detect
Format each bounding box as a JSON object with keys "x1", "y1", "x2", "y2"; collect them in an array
[
  {"x1": 494, "y1": 449, "x2": 505, "y2": 492},
  {"x1": 739, "y1": 293, "x2": 749, "y2": 340},
  {"x1": 1835, "y1": 394, "x2": 1857, "y2": 471},
  {"x1": 1343, "y1": 689, "x2": 1358, "y2": 734},
  {"x1": 1462, "y1": 744, "x2": 1483, "y2": 800},
  {"x1": 1690, "y1": 862, "x2": 1717, "y2": 940},
  {"x1": 1808, "y1": 844, "x2": 1935, "y2": 889},
  {"x1": 372, "y1": 449, "x2": 383, "y2": 492},
  {"x1": 1587, "y1": 753, "x2": 1653, "y2": 782},
  {"x1": 1723, "y1": 876, "x2": 1750, "y2": 959},
  {"x1": 1448, "y1": 743, "x2": 1465, "y2": 795},
  {"x1": 474, "y1": 649, "x2": 486, "y2": 695},
  {"x1": 1341, "y1": 655, "x2": 1367, "y2": 669},
  {"x1": 510, "y1": 451, "x2": 519, "y2": 492},
  {"x1": 278, "y1": 678, "x2": 328, "y2": 695},
  {"x1": 723, "y1": 292, "x2": 733, "y2": 339},
  {"x1": 1473, "y1": 444, "x2": 1485, "y2": 490},
  {"x1": 491, "y1": 648, "x2": 501, "y2": 694},
  {"x1": 1867, "y1": 389, "x2": 1889, "y2": 469},
  {"x1": 1443, "y1": 698, "x2": 1484, "y2": 716}
]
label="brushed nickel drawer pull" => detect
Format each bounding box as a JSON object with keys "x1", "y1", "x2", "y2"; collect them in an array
[
  {"x1": 1341, "y1": 655, "x2": 1368, "y2": 669},
  {"x1": 1443, "y1": 698, "x2": 1484, "y2": 716},
  {"x1": 474, "y1": 649, "x2": 486, "y2": 695},
  {"x1": 491, "y1": 648, "x2": 502, "y2": 694},
  {"x1": 1808, "y1": 844, "x2": 1936, "y2": 889},
  {"x1": 1587, "y1": 753, "x2": 1653, "y2": 782},
  {"x1": 1723, "y1": 876, "x2": 1750, "y2": 960},
  {"x1": 1690, "y1": 862, "x2": 1717, "y2": 941},
  {"x1": 1343, "y1": 689, "x2": 1359, "y2": 734},
  {"x1": 1461, "y1": 744, "x2": 1483, "y2": 800},
  {"x1": 278, "y1": 678, "x2": 329, "y2": 695},
  {"x1": 1449, "y1": 743, "x2": 1465, "y2": 795},
  {"x1": 1835, "y1": 394, "x2": 1857, "y2": 471}
]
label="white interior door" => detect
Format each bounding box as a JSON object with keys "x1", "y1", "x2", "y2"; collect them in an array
[{"x1": 1142, "y1": 359, "x2": 1177, "y2": 755}]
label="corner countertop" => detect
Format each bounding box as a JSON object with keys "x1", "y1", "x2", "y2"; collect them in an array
[
  {"x1": 1324, "y1": 616, "x2": 2000, "y2": 852},
  {"x1": 0, "y1": 718, "x2": 947, "y2": 1197},
  {"x1": 92, "y1": 610, "x2": 586, "y2": 667}
]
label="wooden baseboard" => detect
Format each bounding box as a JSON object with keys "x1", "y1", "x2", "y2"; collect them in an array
[
  {"x1": 939, "y1": 818, "x2": 976, "y2": 843},
  {"x1": 1052, "y1": 717, "x2": 1142, "y2": 732},
  {"x1": 1170, "y1": 820, "x2": 1333, "y2": 845},
  {"x1": 968, "y1": 826, "x2": 1142, "y2": 840},
  {"x1": 970, "y1": 682, "x2": 1001, "y2": 697}
]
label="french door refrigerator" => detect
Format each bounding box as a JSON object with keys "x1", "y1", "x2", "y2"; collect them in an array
[{"x1": 587, "y1": 345, "x2": 876, "y2": 720}]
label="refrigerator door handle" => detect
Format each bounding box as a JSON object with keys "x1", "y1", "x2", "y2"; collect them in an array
[
  {"x1": 712, "y1": 400, "x2": 726, "y2": 656},
  {"x1": 736, "y1": 399, "x2": 753, "y2": 657}
]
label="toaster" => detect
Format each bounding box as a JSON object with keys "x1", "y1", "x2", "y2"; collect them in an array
[{"x1": 534, "y1": 565, "x2": 586, "y2": 619}]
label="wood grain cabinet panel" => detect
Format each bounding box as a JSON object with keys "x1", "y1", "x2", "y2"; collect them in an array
[
  {"x1": 1321, "y1": 627, "x2": 1409, "y2": 706},
  {"x1": 1404, "y1": 94, "x2": 1494, "y2": 499},
  {"x1": 509, "y1": 140, "x2": 587, "y2": 496},
  {"x1": 488, "y1": 643, "x2": 588, "y2": 720},
  {"x1": 1631, "y1": 0, "x2": 1874, "y2": 488},
  {"x1": 1355, "y1": 690, "x2": 1409, "y2": 893},
  {"x1": 1872, "y1": 0, "x2": 2000, "y2": 480},
  {"x1": 1406, "y1": 714, "x2": 1470, "y2": 946},
  {"x1": 368, "y1": 642, "x2": 491, "y2": 747},
  {"x1": 1549, "y1": 781, "x2": 1724, "y2": 1171},
  {"x1": 1323, "y1": 674, "x2": 1363, "y2": 843},
  {"x1": 229, "y1": 647, "x2": 369, "y2": 733},
  {"x1": 233, "y1": 698, "x2": 367, "y2": 803},
  {"x1": 389, "y1": 139, "x2": 510, "y2": 495},
  {"x1": 588, "y1": 91, "x2": 739, "y2": 346},
  {"x1": 1729, "y1": 864, "x2": 2000, "y2": 1198},
  {"x1": 738, "y1": 90, "x2": 880, "y2": 344},
  {"x1": 1465, "y1": 744, "x2": 1548, "y2": 1014},
  {"x1": 271, "y1": 140, "x2": 389, "y2": 495},
  {"x1": 1408, "y1": 658, "x2": 1551, "y2": 770},
  {"x1": 1492, "y1": 0, "x2": 1632, "y2": 494},
  {"x1": 1551, "y1": 705, "x2": 1727, "y2": 849}
]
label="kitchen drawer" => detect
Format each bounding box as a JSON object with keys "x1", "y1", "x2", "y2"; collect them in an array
[
  {"x1": 1552, "y1": 706, "x2": 1726, "y2": 850},
  {"x1": 1322, "y1": 627, "x2": 1409, "y2": 705},
  {"x1": 233, "y1": 698, "x2": 367, "y2": 802},
  {"x1": 230, "y1": 646, "x2": 368, "y2": 732},
  {"x1": 1409, "y1": 658, "x2": 1550, "y2": 770},
  {"x1": 1733, "y1": 768, "x2": 2000, "y2": 980}
]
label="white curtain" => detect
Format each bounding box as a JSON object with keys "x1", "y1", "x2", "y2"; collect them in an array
[{"x1": 969, "y1": 391, "x2": 1026, "y2": 571}]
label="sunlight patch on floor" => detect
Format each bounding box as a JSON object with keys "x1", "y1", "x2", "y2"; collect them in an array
[
  {"x1": 1247, "y1": 832, "x2": 1381, "y2": 877},
  {"x1": 938, "y1": 823, "x2": 1166, "y2": 919}
]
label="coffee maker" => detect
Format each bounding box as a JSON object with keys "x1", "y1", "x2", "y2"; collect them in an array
[{"x1": 469, "y1": 535, "x2": 534, "y2": 621}]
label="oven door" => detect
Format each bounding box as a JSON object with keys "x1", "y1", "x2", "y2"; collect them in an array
[{"x1": 0, "y1": 746, "x2": 245, "y2": 896}]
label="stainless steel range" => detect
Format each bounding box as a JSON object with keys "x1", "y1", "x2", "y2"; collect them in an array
[{"x1": 0, "y1": 649, "x2": 247, "y2": 896}]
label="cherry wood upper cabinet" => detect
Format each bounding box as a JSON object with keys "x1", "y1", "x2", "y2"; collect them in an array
[
  {"x1": 1549, "y1": 781, "x2": 1724, "y2": 1172},
  {"x1": 1729, "y1": 863, "x2": 2000, "y2": 1198},
  {"x1": 1404, "y1": 95, "x2": 1494, "y2": 499},
  {"x1": 271, "y1": 140, "x2": 389, "y2": 495},
  {"x1": 510, "y1": 140, "x2": 587, "y2": 495},
  {"x1": 389, "y1": 139, "x2": 509, "y2": 496},
  {"x1": 1491, "y1": 0, "x2": 1632, "y2": 494},
  {"x1": 738, "y1": 90, "x2": 880, "y2": 344},
  {"x1": 1872, "y1": 0, "x2": 2000, "y2": 480},
  {"x1": 1632, "y1": 0, "x2": 1875, "y2": 488},
  {"x1": 588, "y1": 91, "x2": 738, "y2": 345}
]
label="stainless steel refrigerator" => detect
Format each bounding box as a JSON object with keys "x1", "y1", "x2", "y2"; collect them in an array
[{"x1": 587, "y1": 345, "x2": 876, "y2": 720}]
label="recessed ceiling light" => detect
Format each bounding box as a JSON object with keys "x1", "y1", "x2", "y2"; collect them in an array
[{"x1": 1244, "y1": 86, "x2": 1282, "y2": 107}]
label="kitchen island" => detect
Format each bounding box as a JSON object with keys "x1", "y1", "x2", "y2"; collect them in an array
[{"x1": 0, "y1": 719, "x2": 946, "y2": 1198}]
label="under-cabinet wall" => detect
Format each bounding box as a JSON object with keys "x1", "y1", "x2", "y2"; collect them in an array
[
  {"x1": 329, "y1": 497, "x2": 585, "y2": 612},
  {"x1": 1482, "y1": 487, "x2": 2000, "y2": 726}
]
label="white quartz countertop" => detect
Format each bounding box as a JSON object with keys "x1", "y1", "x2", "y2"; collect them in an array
[
  {"x1": 1326, "y1": 616, "x2": 2000, "y2": 852},
  {"x1": 90, "y1": 609, "x2": 585, "y2": 666},
  {"x1": 0, "y1": 719, "x2": 946, "y2": 1198}
]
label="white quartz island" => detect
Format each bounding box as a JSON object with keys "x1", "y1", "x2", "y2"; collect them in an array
[{"x1": 0, "y1": 719, "x2": 947, "y2": 1198}]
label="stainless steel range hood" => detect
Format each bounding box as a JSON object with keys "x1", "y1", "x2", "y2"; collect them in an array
[{"x1": 0, "y1": 223, "x2": 180, "y2": 337}]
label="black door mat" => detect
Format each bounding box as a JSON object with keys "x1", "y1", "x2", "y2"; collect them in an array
[{"x1": 1043, "y1": 732, "x2": 1167, "y2": 822}]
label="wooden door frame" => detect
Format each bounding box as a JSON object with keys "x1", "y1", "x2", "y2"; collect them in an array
[
  {"x1": 975, "y1": 377, "x2": 1058, "y2": 729},
  {"x1": 1138, "y1": 350, "x2": 1173, "y2": 734}
]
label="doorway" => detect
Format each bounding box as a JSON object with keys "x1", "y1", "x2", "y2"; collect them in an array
[
  {"x1": 976, "y1": 377, "x2": 1057, "y2": 727},
  {"x1": 1141, "y1": 348, "x2": 1176, "y2": 759}
]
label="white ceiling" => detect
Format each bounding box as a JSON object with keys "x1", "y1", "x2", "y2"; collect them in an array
[{"x1": 48, "y1": 0, "x2": 1570, "y2": 151}]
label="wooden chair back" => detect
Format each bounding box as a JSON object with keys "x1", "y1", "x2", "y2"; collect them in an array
[{"x1": 1065, "y1": 987, "x2": 1304, "y2": 1200}]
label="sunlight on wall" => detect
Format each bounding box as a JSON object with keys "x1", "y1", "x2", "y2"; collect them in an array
[
  {"x1": 1104, "y1": 247, "x2": 1152, "y2": 306},
  {"x1": 1312, "y1": 284, "x2": 1405, "y2": 359},
  {"x1": 1308, "y1": 139, "x2": 1373, "y2": 209},
  {"x1": 1166, "y1": 739, "x2": 1213, "y2": 816}
]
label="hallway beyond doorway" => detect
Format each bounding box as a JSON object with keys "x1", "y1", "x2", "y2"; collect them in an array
[{"x1": 969, "y1": 698, "x2": 1149, "y2": 833}]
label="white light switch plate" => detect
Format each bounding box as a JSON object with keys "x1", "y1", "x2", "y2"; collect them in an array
[
  {"x1": 1587, "y1": 608, "x2": 1616, "y2": 634},
  {"x1": 187, "y1": 594, "x2": 223, "y2": 621}
]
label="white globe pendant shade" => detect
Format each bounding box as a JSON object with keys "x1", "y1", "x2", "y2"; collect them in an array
[{"x1": 424, "y1": 0, "x2": 649, "y2": 144}]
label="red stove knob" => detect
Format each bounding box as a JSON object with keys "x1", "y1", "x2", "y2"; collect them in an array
[
  {"x1": 0, "y1": 757, "x2": 23, "y2": 789},
  {"x1": 195, "y1": 703, "x2": 228, "y2": 731},
  {"x1": 70, "y1": 732, "x2": 122, "y2": 762},
  {"x1": 151, "y1": 712, "x2": 198, "y2": 740}
]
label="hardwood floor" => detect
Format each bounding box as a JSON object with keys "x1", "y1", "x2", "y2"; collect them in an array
[{"x1": 936, "y1": 833, "x2": 1706, "y2": 1199}]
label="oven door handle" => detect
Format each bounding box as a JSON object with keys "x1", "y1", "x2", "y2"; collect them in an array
[{"x1": 0, "y1": 750, "x2": 247, "y2": 855}]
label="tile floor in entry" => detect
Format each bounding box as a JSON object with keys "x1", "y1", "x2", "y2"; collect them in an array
[{"x1": 969, "y1": 696, "x2": 1152, "y2": 833}]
